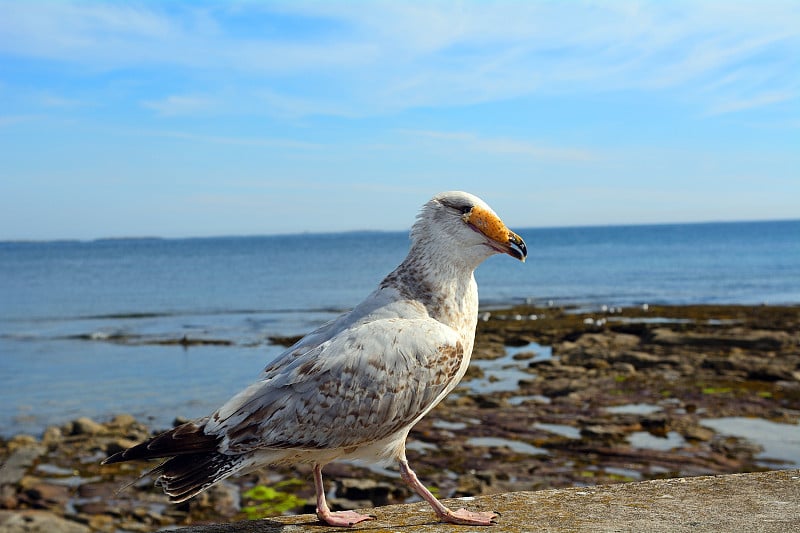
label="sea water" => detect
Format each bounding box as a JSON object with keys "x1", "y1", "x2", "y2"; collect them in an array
[{"x1": 1, "y1": 220, "x2": 798, "y2": 436}]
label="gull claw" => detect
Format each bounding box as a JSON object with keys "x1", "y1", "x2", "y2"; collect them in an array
[{"x1": 441, "y1": 508, "x2": 498, "y2": 526}]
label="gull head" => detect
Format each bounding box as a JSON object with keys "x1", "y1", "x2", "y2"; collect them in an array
[{"x1": 412, "y1": 191, "x2": 527, "y2": 268}]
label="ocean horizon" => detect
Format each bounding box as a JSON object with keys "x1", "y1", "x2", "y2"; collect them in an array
[
  {"x1": 2, "y1": 219, "x2": 799, "y2": 437},
  {"x1": 5, "y1": 217, "x2": 798, "y2": 245}
]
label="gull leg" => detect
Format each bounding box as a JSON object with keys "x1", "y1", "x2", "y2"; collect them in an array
[
  {"x1": 399, "y1": 459, "x2": 497, "y2": 526},
  {"x1": 313, "y1": 464, "x2": 374, "y2": 527}
]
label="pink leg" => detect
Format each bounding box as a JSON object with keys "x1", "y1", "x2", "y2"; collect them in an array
[
  {"x1": 313, "y1": 464, "x2": 374, "y2": 527},
  {"x1": 399, "y1": 459, "x2": 497, "y2": 526}
]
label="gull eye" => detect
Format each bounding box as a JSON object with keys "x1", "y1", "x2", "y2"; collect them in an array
[{"x1": 459, "y1": 205, "x2": 473, "y2": 223}]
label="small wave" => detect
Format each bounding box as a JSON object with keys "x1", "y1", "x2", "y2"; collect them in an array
[
  {"x1": 65, "y1": 332, "x2": 238, "y2": 347},
  {"x1": 82, "y1": 312, "x2": 174, "y2": 320},
  {"x1": 79, "y1": 307, "x2": 348, "y2": 321}
]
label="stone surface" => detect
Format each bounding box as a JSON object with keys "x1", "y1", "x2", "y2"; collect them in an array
[{"x1": 177, "y1": 469, "x2": 800, "y2": 533}]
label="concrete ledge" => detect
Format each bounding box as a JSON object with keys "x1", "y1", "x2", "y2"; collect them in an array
[{"x1": 181, "y1": 469, "x2": 799, "y2": 532}]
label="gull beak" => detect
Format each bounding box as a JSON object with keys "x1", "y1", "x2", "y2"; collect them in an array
[
  {"x1": 463, "y1": 206, "x2": 527, "y2": 262},
  {"x1": 507, "y1": 230, "x2": 527, "y2": 262}
]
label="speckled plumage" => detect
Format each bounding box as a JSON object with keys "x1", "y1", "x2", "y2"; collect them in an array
[{"x1": 104, "y1": 191, "x2": 527, "y2": 526}]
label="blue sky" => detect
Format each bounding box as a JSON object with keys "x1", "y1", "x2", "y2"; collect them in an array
[{"x1": 1, "y1": 1, "x2": 798, "y2": 240}]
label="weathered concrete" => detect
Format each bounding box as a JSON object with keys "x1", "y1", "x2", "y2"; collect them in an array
[{"x1": 180, "y1": 469, "x2": 800, "y2": 532}]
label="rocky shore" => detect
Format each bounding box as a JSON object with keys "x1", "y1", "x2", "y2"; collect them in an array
[{"x1": 2, "y1": 304, "x2": 799, "y2": 532}]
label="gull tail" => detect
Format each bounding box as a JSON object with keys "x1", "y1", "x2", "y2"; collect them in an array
[{"x1": 102, "y1": 419, "x2": 245, "y2": 502}]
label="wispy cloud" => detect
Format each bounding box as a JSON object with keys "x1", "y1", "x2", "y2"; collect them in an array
[
  {"x1": 708, "y1": 90, "x2": 795, "y2": 116},
  {"x1": 0, "y1": 115, "x2": 38, "y2": 127},
  {"x1": 37, "y1": 93, "x2": 87, "y2": 109},
  {"x1": 133, "y1": 128, "x2": 323, "y2": 150},
  {"x1": 141, "y1": 95, "x2": 216, "y2": 117},
  {"x1": 1, "y1": 1, "x2": 797, "y2": 117},
  {"x1": 403, "y1": 130, "x2": 596, "y2": 162}
]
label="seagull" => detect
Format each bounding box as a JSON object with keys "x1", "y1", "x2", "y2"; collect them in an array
[{"x1": 103, "y1": 191, "x2": 527, "y2": 527}]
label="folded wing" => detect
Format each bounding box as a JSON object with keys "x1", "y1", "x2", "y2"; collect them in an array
[{"x1": 207, "y1": 317, "x2": 465, "y2": 453}]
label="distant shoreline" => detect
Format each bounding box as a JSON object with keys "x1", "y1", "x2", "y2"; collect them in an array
[{"x1": 3, "y1": 217, "x2": 798, "y2": 245}]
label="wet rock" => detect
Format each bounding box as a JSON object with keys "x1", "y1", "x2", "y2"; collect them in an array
[
  {"x1": 564, "y1": 364, "x2": 590, "y2": 376},
  {"x1": 541, "y1": 378, "x2": 586, "y2": 398},
  {"x1": 558, "y1": 332, "x2": 642, "y2": 364},
  {"x1": 712, "y1": 436, "x2": 763, "y2": 461},
  {"x1": 454, "y1": 471, "x2": 495, "y2": 497},
  {"x1": 463, "y1": 365, "x2": 485, "y2": 381},
  {"x1": 586, "y1": 358, "x2": 611, "y2": 370},
  {"x1": 611, "y1": 362, "x2": 637, "y2": 375},
  {"x1": 75, "y1": 482, "x2": 116, "y2": 500},
  {"x1": 615, "y1": 351, "x2": 669, "y2": 369},
  {"x1": 41, "y1": 427, "x2": 62, "y2": 449},
  {"x1": 641, "y1": 415, "x2": 670, "y2": 437},
  {"x1": 17, "y1": 476, "x2": 42, "y2": 492},
  {"x1": 338, "y1": 478, "x2": 398, "y2": 507},
  {"x1": 0, "y1": 510, "x2": 91, "y2": 533},
  {"x1": 480, "y1": 332, "x2": 508, "y2": 345},
  {"x1": 106, "y1": 414, "x2": 137, "y2": 430},
  {"x1": 86, "y1": 513, "x2": 116, "y2": 532},
  {"x1": 67, "y1": 417, "x2": 105, "y2": 436},
  {"x1": 473, "y1": 395, "x2": 508, "y2": 408},
  {"x1": 649, "y1": 328, "x2": 790, "y2": 350},
  {"x1": 450, "y1": 395, "x2": 477, "y2": 407},
  {"x1": 0, "y1": 445, "x2": 45, "y2": 486},
  {"x1": 210, "y1": 481, "x2": 240, "y2": 517},
  {"x1": 528, "y1": 358, "x2": 559, "y2": 369},
  {"x1": 552, "y1": 340, "x2": 578, "y2": 356},
  {"x1": 683, "y1": 425, "x2": 715, "y2": 442},
  {"x1": 746, "y1": 362, "x2": 796, "y2": 382},
  {"x1": 0, "y1": 485, "x2": 18, "y2": 509},
  {"x1": 701, "y1": 354, "x2": 795, "y2": 381},
  {"x1": 580, "y1": 425, "x2": 630, "y2": 442},
  {"x1": 192, "y1": 481, "x2": 240, "y2": 518},
  {"x1": 72, "y1": 501, "x2": 109, "y2": 515},
  {"x1": 173, "y1": 416, "x2": 191, "y2": 427},
  {"x1": 472, "y1": 342, "x2": 506, "y2": 360},
  {"x1": 327, "y1": 497, "x2": 374, "y2": 513},
  {"x1": 23, "y1": 483, "x2": 70, "y2": 508},
  {"x1": 267, "y1": 334, "x2": 303, "y2": 347},
  {"x1": 155, "y1": 336, "x2": 233, "y2": 347},
  {"x1": 7, "y1": 436, "x2": 38, "y2": 453},
  {"x1": 504, "y1": 335, "x2": 535, "y2": 347},
  {"x1": 702, "y1": 355, "x2": 742, "y2": 373}
]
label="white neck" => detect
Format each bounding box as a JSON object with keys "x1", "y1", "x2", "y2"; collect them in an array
[{"x1": 381, "y1": 239, "x2": 482, "y2": 335}]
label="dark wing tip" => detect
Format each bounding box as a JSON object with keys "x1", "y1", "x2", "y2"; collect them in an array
[
  {"x1": 101, "y1": 452, "x2": 123, "y2": 465},
  {"x1": 100, "y1": 420, "x2": 219, "y2": 465}
]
